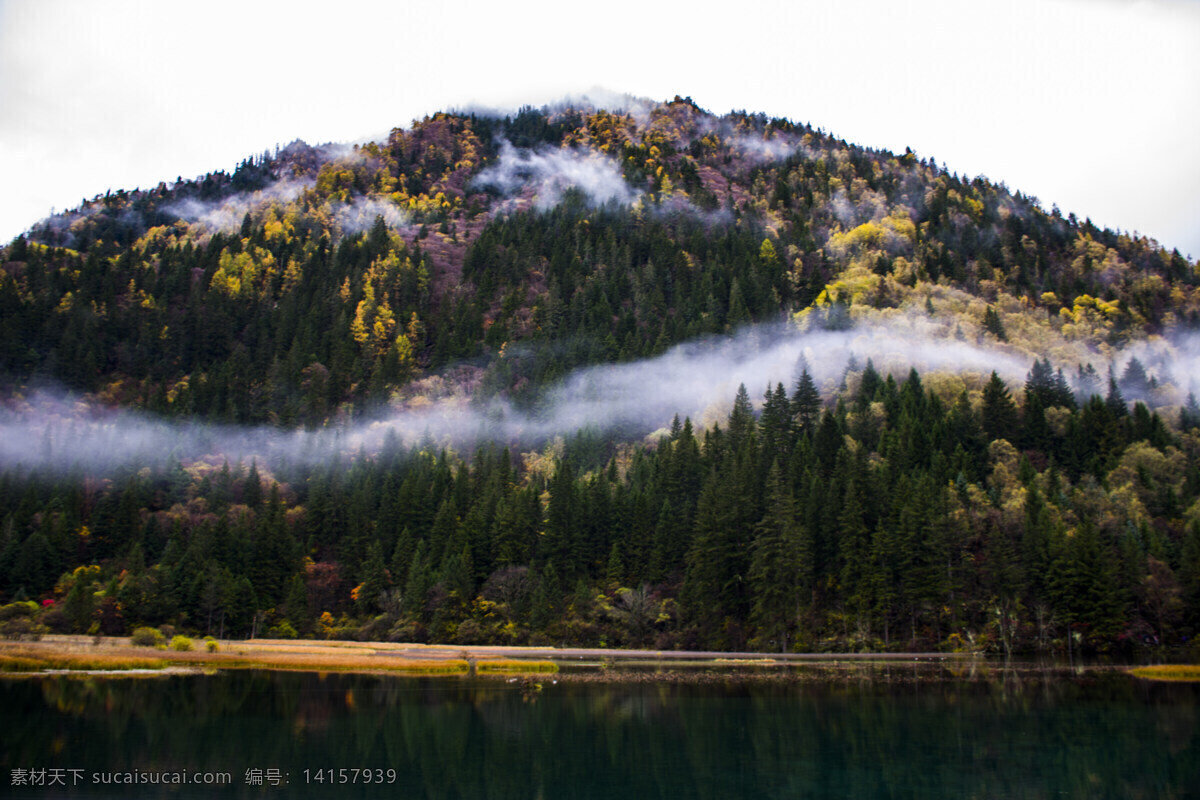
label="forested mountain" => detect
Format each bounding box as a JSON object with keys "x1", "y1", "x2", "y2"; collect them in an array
[{"x1": 1, "y1": 96, "x2": 1198, "y2": 654}]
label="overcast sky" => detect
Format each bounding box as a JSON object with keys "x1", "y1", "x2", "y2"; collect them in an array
[{"x1": 1, "y1": 0, "x2": 1197, "y2": 257}]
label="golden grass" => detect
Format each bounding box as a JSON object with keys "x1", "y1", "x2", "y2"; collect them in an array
[
  {"x1": 1129, "y1": 665, "x2": 1200, "y2": 682},
  {"x1": 0, "y1": 652, "x2": 168, "y2": 672},
  {"x1": 475, "y1": 659, "x2": 559, "y2": 674},
  {"x1": 0, "y1": 655, "x2": 48, "y2": 672},
  {"x1": 1, "y1": 637, "x2": 561, "y2": 677}
]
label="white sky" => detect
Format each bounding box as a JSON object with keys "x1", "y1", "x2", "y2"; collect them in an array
[{"x1": 1, "y1": 0, "x2": 1198, "y2": 256}]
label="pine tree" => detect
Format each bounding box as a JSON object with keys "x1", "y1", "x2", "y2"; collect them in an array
[
  {"x1": 838, "y1": 476, "x2": 873, "y2": 637},
  {"x1": 668, "y1": 417, "x2": 702, "y2": 509},
  {"x1": 243, "y1": 460, "x2": 263, "y2": 509},
  {"x1": 1074, "y1": 363, "x2": 1102, "y2": 400},
  {"x1": 857, "y1": 359, "x2": 882, "y2": 407},
  {"x1": 649, "y1": 499, "x2": 686, "y2": 583},
  {"x1": 282, "y1": 574, "x2": 310, "y2": 630},
  {"x1": 790, "y1": 360, "x2": 822, "y2": 434},
  {"x1": 356, "y1": 541, "x2": 390, "y2": 615},
  {"x1": 1024, "y1": 358, "x2": 1055, "y2": 407},
  {"x1": 605, "y1": 542, "x2": 625, "y2": 590},
  {"x1": 1021, "y1": 391, "x2": 1050, "y2": 452},
  {"x1": 981, "y1": 372, "x2": 1019, "y2": 443},
  {"x1": 682, "y1": 472, "x2": 738, "y2": 645},
  {"x1": 1181, "y1": 392, "x2": 1200, "y2": 432},
  {"x1": 760, "y1": 383, "x2": 794, "y2": 464},
  {"x1": 492, "y1": 490, "x2": 536, "y2": 566},
  {"x1": 983, "y1": 305, "x2": 1007, "y2": 341},
  {"x1": 531, "y1": 561, "x2": 561, "y2": 629},
  {"x1": 813, "y1": 409, "x2": 842, "y2": 472},
  {"x1": 1052, "y1": 368, "x2": 1076, "y2": 410},
  {"x1": 544, "y1": 459, "x2": 581, "y2": 577},
  {"x1": 1105, "y1": 367, "x2": 1128, "y2": 417},
  {"x1": 440, "y1": 544, "x2": 475, "y2": 608},
  {"x1": 64, "y1": 575, "x2": 97, "y2": 633},
  {"x1": 748, "y1": 462, "x2": 805, "y2": 651},
  {"x1": 727, "y1": 383, "x2": 756, "y2": 452},
  {"x1": 1119, "y1": 357, "x2": 1151, "y2": 399},
  {"x1": 403, "y1": 540, "x2": 432, "y2": 618}
]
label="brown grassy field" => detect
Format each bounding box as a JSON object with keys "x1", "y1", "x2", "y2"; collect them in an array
[
  {"x1": 0, "y1": 636, "x2": 558, "y2": 677},
  {"x1": 0, "y1": 650, "x2": 168, "y2": 672}
]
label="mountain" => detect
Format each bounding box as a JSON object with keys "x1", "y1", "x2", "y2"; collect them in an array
[{"x1": 1, "y1": 96, "x2": 1198, "y2": 654}]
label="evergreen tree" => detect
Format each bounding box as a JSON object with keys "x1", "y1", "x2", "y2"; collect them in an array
[
  {"x1": 983, "y1": 306, "x2": 1007, "y2": 341},
  {"x1": 727, "y1": 383, "x2": 756, "y2": 452},
  {"x1": 1074, "y1": 363, "x2": 1102, "y2": 400},
  {"x1": 838, "y1": 475, "x2": 873, "y2": 638},
  {"x1": 356, "y1": 541, "x2": 390, "y2": 615},
  {"x1": 1024, "y1": 358, "x2": 1056, "y2": 408},
  {"x1": 605, "y1": 542, "x2": 625, "y2": 590},
  {"x1": 282, "y1": 574, "x2": 310, "y2": 630},
  {"x1": 790, "y1": 360, "x2": 822, "y2": 434},
  {"x1": 1052, "y1": 368, "x2": 1076, "y2": 410},
  {"x1": 63, "y1": 575, "x2": 97, "y2": 632},
  {"x1": 748, "y1": 462, "x2": 805, "y2": 651},
  {"x1": 1181, "y1": 392, "x2": 1200, "y2": 432},
  {"x1": 1021, "y1": 391, "x2": 1050, "y2": 452},
  {"x1": 403, "y1": 541, "x2": 432, "y2": 619},
  {"x1": 981, "y1": 372, "x2": 1019, "y2": 443},
  {"x1": 1105, "y1": 367, "x2": 1128, "y2": 417},
  {"x1": 543, "y1": 459, "x2": 581, "y2": 576},
  {"x1": 760, "y1": 383, "x2": 794, "y2": 464},
  {"x1": 682, "y1": 472, "x2": 738, "y2": 645},
  {"x1": 857, "y1": 359, "x2": 882, "y2": 407},
  {"x1": 1119, "y1": 357, "x2": 1151, "y2": 400},
  {"x1": 243, "y1": 460, "x2": 263, "y2": 509},
  {"x1": 531, "y1": 561, "x2": 561, "y2": 630}
]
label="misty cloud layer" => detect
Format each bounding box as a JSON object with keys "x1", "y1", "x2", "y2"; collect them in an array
[
  {"x1": 730, "y1": 133, "x2": 800, "y2": 164},
  {"x1": 165, "y1": 178, "x2": 314, "y2": 233},
  {"x1": 1114, "y1": 332, "x2": 1200, "y2": 399},
  {"x1": 164, "y1": 179, "x2": 410, "y2": 238},
  {"x1": 2, "y1": 315, "x2": 1144, "y2": 477},
  {"x1": 332, "y1": 197, "x2": 410, "y2": 236},
  {"x1": 473, "y1": 141, "x2": 640, "y2": 210}
]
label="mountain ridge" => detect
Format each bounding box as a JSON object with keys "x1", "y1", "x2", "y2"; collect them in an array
[
  {"x1": 1, "y1": 97, "x2": 1199, "y2": 656},
  {"x1": 4, "y1": 96, "x2": 1195, "y2": 422}
]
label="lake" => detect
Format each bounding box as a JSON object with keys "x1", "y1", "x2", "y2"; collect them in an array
[{"x1": 2, "y1": 664, "x2": 1197, "y2": 798}]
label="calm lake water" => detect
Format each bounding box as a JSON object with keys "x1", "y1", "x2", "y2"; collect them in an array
[{"x1": 2, "y1": 665, "x2": 1197, "y2": 799}]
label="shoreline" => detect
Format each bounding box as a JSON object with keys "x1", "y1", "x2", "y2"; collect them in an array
[{"x1": 1, "y1": 635, "x2": 1190, "y2": 682}]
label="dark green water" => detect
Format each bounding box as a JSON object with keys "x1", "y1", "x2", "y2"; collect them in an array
[{"x1": 1, "y1": 667, "x2": 1197, "y2": 799}]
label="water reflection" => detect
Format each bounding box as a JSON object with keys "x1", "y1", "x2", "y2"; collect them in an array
[{"x1": 1, "y1": 668, "x2": 1197, "y2": 799}]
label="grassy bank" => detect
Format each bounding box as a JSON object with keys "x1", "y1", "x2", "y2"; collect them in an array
[
  {"x1": 1129, "y1": 665, "x2": 1200, "y2": 682},
  {"x1": 0, "y1": 650, "x2": 168, "y2": 672},
  {"x1": 0, "y1": 637, "x2": 559, "y2": 677}
]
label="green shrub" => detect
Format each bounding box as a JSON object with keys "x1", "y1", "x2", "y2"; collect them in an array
[
  {"x1": 169, "y1": 635, "x2": 194, "y2": 652},
  {"x1": 204, "y1": 636, "x2": 219, "y2": 653},
  {"x1": 0, "y1": 601, "x2": 39, "y2": 622},
  {"x1": 267, "y1": 620, "x2": 298, "y2": 639},
  {"x1": 131, "y1": 627, "x2": 165, "y2": 647}
]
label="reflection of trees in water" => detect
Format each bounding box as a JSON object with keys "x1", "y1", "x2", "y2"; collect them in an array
[{"x1": 2, "y1": 672, "x2": 1197, "y2": 798}]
